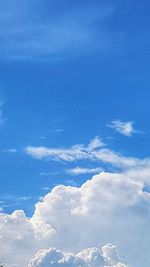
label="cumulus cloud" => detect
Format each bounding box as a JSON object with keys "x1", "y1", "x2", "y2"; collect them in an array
[
  {"x1": 108, "y1": 120, "x2": 135, "y2": 136},
  {"x1": 28, "y1": 244, "x2": 126, "y2": 267},
  {"x1": 0, "y1": 172, "x2": 150, "y2": 267}
]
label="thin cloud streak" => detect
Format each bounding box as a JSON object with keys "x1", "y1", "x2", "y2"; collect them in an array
[
  {"x1": 66, "y1": 167, "x2": 103, "y2": 175},
  {"x1": 25, "y1": 136, "x2": 105, "y2": 162},
  {"x1": 0, "y1": 1, "x2": 115, "y2": 60},
  {"x1": 25, "y1": 135, "x2": 150, "y2": 170},
  {"x1": 1, "y1": 148, "x2": 17, "y2": 153}
]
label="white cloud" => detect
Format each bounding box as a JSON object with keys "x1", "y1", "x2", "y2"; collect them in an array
[
  {"x1": 108, "y1": 120, "x2": 135, "y2": 136},
  {"x1": 28, "y1": 244, "x2": 126, "y2": 267},
  {"x1": 25, "y1": 144, "x2": 87, "y2": 161},
  {"x1": 88, "y1": 136, "x2": 105, "y2": 150},
  {"x1": 25, "y1": 136, "x2": 150, "y2": 170},
  {"x1": 24, "y1": 136, "x2": 104, "y2": 162},
  {"x1": 66, "y1": 167, "x2": 103, "y2": 175},
  {"x1": 0, "y1": 171, "x2": 150, "y2": 267}
]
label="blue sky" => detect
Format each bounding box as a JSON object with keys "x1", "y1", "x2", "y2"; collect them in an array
[
  {"x1": 0, "y1": 1, "x2": 150, "y2": 266},
  {"x1": 0, "y1": 0, "x2": 150, "y2": 214}
]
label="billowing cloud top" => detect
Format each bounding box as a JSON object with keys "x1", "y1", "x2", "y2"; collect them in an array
[
  {"x1": 0, "y1": 171, "x2": 149, "y2": 267},
  {"x1": 28, "y1": 244, "x2": 126, "y2": 267}
]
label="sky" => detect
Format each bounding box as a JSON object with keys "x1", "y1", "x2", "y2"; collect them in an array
[{"x1": 0, "y1": 0, "x2": 150, "y2": 267}]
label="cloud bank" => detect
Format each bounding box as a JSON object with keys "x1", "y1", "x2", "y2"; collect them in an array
[{"x1": 0, "y1": 171, "x2": 150, "y2": 267}]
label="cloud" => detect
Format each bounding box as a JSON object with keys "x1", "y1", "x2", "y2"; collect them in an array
[
  {"x1": 25, "y1": 135, "x2": 150, "y2": 170},
  {"x1": 1, "y1": 148, "x2": 17, "y2": 153},
  {"x1": 0, "y1": 210, "x2": 37, "y2": 266},
  {"x1": 25, "y1": 136, "x2": 105, "y2": 162},
  {"x1": 0, "y1": 195, "x2": 33, "y2": 212},
  {"x1": 66, "y1": 167, "x2": 103, "y2": 175},
  {"x1": 51, "y1": 129, "x2": 64, "y2": 134},
  {"x1": 0, "y1": 1, "x2": 115, "y2": 60},
  {"x1": 108, "y1": 120, "x2": 135, "y2": 136},
  {"x1": 28, "y1": 244, "x2": 126, "y2": 267},
  {"x1": 0, "y1": 172, "x2": 150, "y2": 267},
  {"x1": 0, "y1": 207, "x2": 4, "y2": 212},
  {"x1": 87, "y1": 136, "x2": 105, "y2": 150}
]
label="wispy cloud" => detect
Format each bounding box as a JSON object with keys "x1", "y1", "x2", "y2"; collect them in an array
[
  {"x1": 2, "y1": 148, "x2": 17, "y2": 153},
  {"x1": 66, "y1": 167, "x2": 102, "y2": 175},
  {"x1": 40, "y1": 136, "x2": 46, "y2": 140},
  {"x1": 108, "y1": 120, "x2": 135, "y2": 136},
  {"x1": 51, "y1": 129, "x2": 64, "y2": 134},
  {"x1": 18, "y1": 196, "x2": 32, "y2": 201},
  {"x1": 40, "y1": 171, "x2": 60, "y2": 177},
  {"x1": 0, "y1": 1, "x2": 115, "y2": 60},
  {"x1": 25, "y1": 136, "x2": 105, "y2": 162},
  {"x1": 25, "y1": 135, "x2": 148, "y2": 170},
  {"x1": 0, "y1": 195, "x2": 33, "y2": 211},
  {"x1": 87, "y1": 135, "x2": 105, "y2": 150}
]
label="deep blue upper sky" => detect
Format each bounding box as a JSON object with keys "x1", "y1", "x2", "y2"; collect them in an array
[{"x1": 0, "y1": 0, "x2": 150, "y2": 215}]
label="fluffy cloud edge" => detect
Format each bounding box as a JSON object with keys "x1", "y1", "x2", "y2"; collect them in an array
[
  {"x1": 0, "y1": 171, "x2": 149, "y2": 267},
  {"x1": 28, "y1": 243, "x2": 127, "y2": 267}
]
